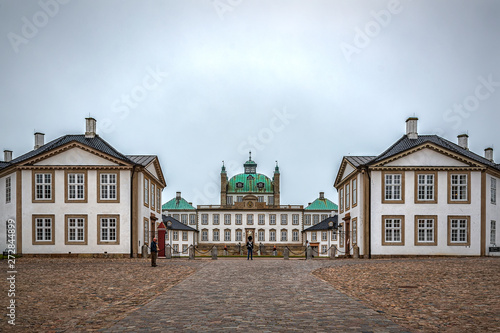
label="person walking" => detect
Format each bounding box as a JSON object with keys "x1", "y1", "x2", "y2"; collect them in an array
[
  {"x1": 246, "y1": 236, "x2": 254, "y2": 260},
  {"x1": 151, "y1": 237, "x2": 159, "y2": 267}
]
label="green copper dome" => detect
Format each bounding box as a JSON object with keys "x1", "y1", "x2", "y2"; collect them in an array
[{"x1": 227, "y1": 173, "x2": 273, "y2": 193}]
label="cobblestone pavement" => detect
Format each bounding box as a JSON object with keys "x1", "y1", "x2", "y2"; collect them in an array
[{"x1": 104, "y1": 259, "x2": 409, "y2": 332}]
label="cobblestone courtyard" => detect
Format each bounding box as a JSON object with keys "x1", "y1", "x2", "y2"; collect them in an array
[{"x1": 1, "y1": 257, "x2": 498, "y2": 332}]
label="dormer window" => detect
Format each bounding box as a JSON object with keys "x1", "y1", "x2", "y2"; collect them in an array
[
  {"x1": 236, "y1": 182, "x2": 244, "y2": 188},
  {"x1": 257, "y1": 182, "x2": 265, "y2": 189},
  {"x1": 247, "y1": 175, "x2": 255, "y2": 181}
]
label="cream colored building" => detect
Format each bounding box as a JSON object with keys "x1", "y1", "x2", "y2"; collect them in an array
[{"x1": 0, "y1": 118, "x2": 166, "y2": 257}]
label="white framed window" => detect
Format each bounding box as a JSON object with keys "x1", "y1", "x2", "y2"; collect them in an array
[
  {"x1": 202, "y1": 230, "x2": 208, "y2": 241},
  {"x1": 247, "y1": 214, "x2": 254, "y2": 225},
  {"x1": 144, "y1": 178, "x2": 149, "y2": 205},
  {"x1": 182, "y1": 244, "x2": 188, "y2": 253},
  {"x1": 258, "y1": 214, "x2": 265, "y2": 225},
  {"x1": 352, "y1": 178, "x2": 357, "y2": 206},
  {"x1": 305, "y1": 215, "x2": 311, "y2": 225},
  {"x1": 173, "y1": 231, "x2": 179, "y2": 241},
  {"x1": 322, "y1": 245, "x2": 327, "y2": 253},
  {"x1": 67, "y1": 173, "x2": 85, "y2": 201},
  {"x1": 313, "y1": 215, "x2": 319, "y2": 225},
  {"x1": 213, "y1": 214, "x2": 220, "y2": 225},
  {"x1": 270, "y1": 214, "x2": 276, "y2": 225},
  {"x1": 312, "y1": 232, "x2": 317, "y2": 241},
  {"x1": 5, "y1": 176, "x2": 11, "y2": 203},
  {"x1": 268, "y1": 196, "x2": 274, "y2": 205},
  {"x1": 292, "y1": 230, "x2": 299, "y2": 242},
  {"x1": 384, "y1": 174, "x2": 402, "y2": 201},
  {"x1": 258, "y1": 196, "x2": 264, "y2": 202},
  {"x1": 292, "y1": 214, "x2": 299, "y2": 225},
  {"x1": 226, "y1": 196, "x2": 233, "y2": 205},
  {"x1": 237, "y1": 196, "x2": 243, "y2": 202},
  {"x1": 281, "y1": 215, "x2": 288, "y2": 225},
  {"x1": 67, "y1": 217, "x2": 85, "y2": 242},
  {"x1": 181, "y1": 214, "x2": 188, "y2": 225},
  {"x1": 281, "y1": 230, "x2": 287, "y2": 241},
  {"x1": 173, "y1": 244, "x2": 179, "y2": 253},
  {"x1": 35, "y1": 217, "x2": 53, "y2": 242},
  {"x1": 332, "y1": 229, "x2": 337, "y2": 241},
  {"x1": 213, "y1": 230, "x2": 220, "y2": 241},
  {"x1": 491, "y1": 221, "x2": 496, "y2": 245},
  {"x1": 236, "y1": 230, "x2": 242, "y2": 241},
  {"x1": 100, "y1": 217, "x2": 117, "y2": 242},
  {"x1": 345, "y1": 184, "x2": 350, "y2": 209},
  {"x1": 352, "y1": 219, "x2": 357, "y2": 245},
  {"x1": 236, "y1": 214, "x2": 242, "y2": 225},
  {"x1": 417, "y1": 174, "x2": 435, "y2": 201},
  {"x1": 450, "y1": 174, "x2": 468, "y2": 202},
  {"x1": 151, "y1": 183, "x2": 155, "y2": 210},
  {"x1": 224, "y1": 214, "x2": 231, "y2": 225},
  {"x1": 448, "y1": 217, "x2": 469, "y2": 245},
  {"x1": 258, "y1": 230, "x2": 265, "y2": 242},
  {"x1": 144, "y1": 218, "x2": 149, "y2": 244},
  {"x1": 382, "y1": 217, "x2": 404, "y2": 245},
  {"x1": 322, "y1": 231, "x2": 327, "y2": 241},
  {"x1": 35, "y1": 173, "x2": 52, "y2": 200},
  {"x1": 225, "y1": 230, "x2": 231, "y2": 241},
  {"x1": 339, "y1": 188, "x2": 344, "y2": 211},
  {"x1": 189, "y1": 214, "x2": 196, "y2": 225},
  {"x1": 270, "y1": 230, "x2": 276, "y2": 241},
  {"x1": 201, "y1": 214, "x2": 208, "y2": 225},
  {"x1": 321, "y1": 214, "x2": 328, "y2": 222},
  {"x1": 492, "y1": 178, "x2": 497, "y2": 204},
  {"x1": 182, "y1": 231, "x2": 188, "y2": 241},
  {"x1": 157, "y1": 188, "x2": 161, "y2": 212},
  {"x1": 100, "y1": 173, "x2": 117, "y2": 200},
  {"x1": 417, "y1": 218, "x2": 435, "y2": 244}
]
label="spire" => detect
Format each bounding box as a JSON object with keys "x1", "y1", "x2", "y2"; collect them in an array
[
  {"x1": 275, "y1": 160, "x2": 280, "y2": 174},
  {"x1": 221, "y1": 160, "x2": 226, "y2": 173}
]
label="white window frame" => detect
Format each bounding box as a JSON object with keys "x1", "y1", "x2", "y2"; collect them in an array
[
  {"x1": 322, "y1": 231, "x2": 327, "y2": 241},
  {"x1": 35, "y1": 217, "x2": 52, "y2": 241},
  {"x1": 182, "y1": 231, "x2": 188, "y2": 241},
  {"x1": 292, "y1": 230, "x2": 299, "y2": 242},
  {"x1": 258, "y1": 214, "x2": 265, "y2": 225},
  {"x1": 181, "y1": 214, "x2": 188, "y2": 225},
  {"x1": 450, "y1": 174, "x2": 468, "y2": 201},
  {"x1": 313, "y1": 215, "x2": 319, "y2": 225},
  {"x1": 236, "y1": 214, "x2": 242, "y2": 225},
  {"x1": 492, "y1": 178, "x2": 497, "y2": 205},
  {"x1": 67, "y1": 217, "x2": 85, "y2": 242},
  {"x1": 292, "y1": 214, "x2": 299, "y2": 225},
  {"x1": 213, "y1": 214, "x2": 220, "y2": 225},
  {"x1": 305, "y1": 215, "x2": 311, "y2": 225},
  {"x1": 35, "y1": 173, "x2": 52, "y2": 200},
  {"x1": 385, "y1": 174, "x2": 402, "y2": 201},
  {"x1": 144, "y1": 178, "x2": 149, "y2": 205},
  {"x1": 201, "y1": 214, "x2": 208, "y2": 225},
  {"x1": 247, "y1": 214, "x2": 254, "y2": 225},
  {"x1": 236, "y1": 230, "x2": 242, "y2": 241},
  {"x1": 101, "y1": 173, "x2": 117, "y2": 200},
  {"x1": 383, "y1": 217, "x2": 403, "y2": 244},
  {"x1": 226, "y1": 196, "x2": 233, "y2": 205},
  {"x1": 189, "y1": 214, "x2": 196, "y2": 225},
  {"x1": 270, "y1": 214, "x2": 276, "y2": 225},
  {"x1": 213, "y1": 229, "x2": 220, "y2": 242},
  {"x1": 5, "y1": 176, "x2": 11, "y2": 203},
  {"x1": 312, "y1": 232, "x2": 317, "y2": 241},
  {"x1": 100, "y1": 217, "x2": 117, "y2": 242},
  {"x1": 202, "y1": 230, "x2": 208, "y2": 241},
  {"x1": 281, "y1": 230, "x2": 287, "y2": 242},
  {"x1": 151, "y1": 183, "x2": 155, "y2": 210},
  {"x1": 491, "y1": 220, "x2": 496, "y2": 245},
  {"x1": 224, "y1": 214, "x2": 231, "y2": 225},
  {"x1": 352, "y1": 178, "x2": 357, "y2": 206},
  {"x1": 281, "y1": 214, "x2": 288, "y2": 225},
  {"x1": 224, "y1": 230, "x2": 231, "y2": 241},
  {"x1": 258, "y1": 230, "x2": 265, "y2": 242},
  {"x1": 270, "y1": 230, "x2": 276, "y2": 242},
  {"x1": 418, "y1": 174, "x2": 435, "y2": 201}
]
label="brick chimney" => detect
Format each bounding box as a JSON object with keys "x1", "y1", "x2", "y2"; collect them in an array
[
  {"x1": 319, "y1": 192, "x2": 325, "y2": 199},
  {"x1": 4, "y1": 150, "x2": 12, "y2": 162},
  {"x1": 458, "y1": 134, "x2": 469, "y2": 150},
  {"x1": 176, "y1": 191, "x2": 181, "y2": 201},
  {"x1": 85, "y1": 117, "x2": 97, "y2": 138},
  {"x1": 406, "y1": 117, "x2": 418, "y2": 140},
  {"x1": 485, "y1": 148, "x2": 494, "y2": 162},
  {"x1": 34, "y1": 132, "x2": 45, "y2": 149}
]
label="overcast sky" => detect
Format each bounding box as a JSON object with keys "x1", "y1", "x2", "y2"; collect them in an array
[{"x1": 1, "y1": 0, "x2": 499, "y2": 206}]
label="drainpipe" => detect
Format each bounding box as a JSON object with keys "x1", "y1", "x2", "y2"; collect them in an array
[
  {"x1": 130, "y1": 165, "x2": 136, "y2": 258},
  {"x1": 367, "y1": 167, "x2": 372, "y2": 259}
]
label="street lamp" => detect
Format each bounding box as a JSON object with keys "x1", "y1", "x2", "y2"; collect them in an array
[{"x1": 167, "y1": 221, "x2": 172, "y2": 252}]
